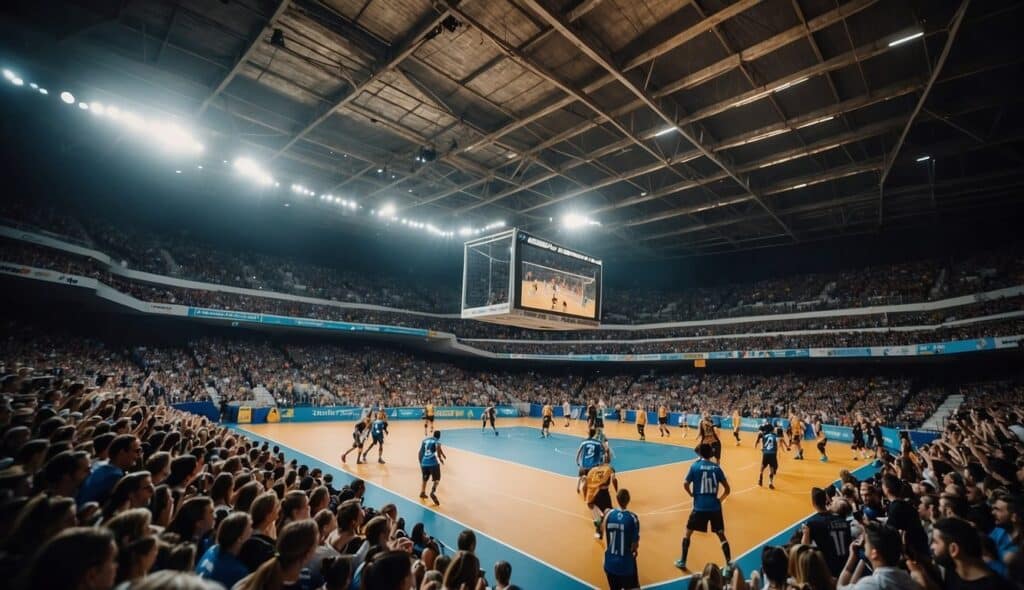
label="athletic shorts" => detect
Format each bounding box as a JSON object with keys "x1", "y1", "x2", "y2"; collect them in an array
[
  {"x1": 351, "y1": 433, "x2": 364, "y2": 448},
  {"x1": 711, "y1": 441, "x2": 722, "y2": 460},
  {"x1": 425, "y1": 415, "x2": 435, "y2": 423},
  {"x1": 372, "y1": 434, "x2": 384, "y2": 444},
  {"x1": 606, "y1": 569, "x2": 639, "y2": 590},
  {"x1": 817, "y1": 438, "x2": 828, "y2": 450},
  {"x1": 658, "y1": 417, "x2": 668, "y2": 425},
  {"x1": 579, "y1": 466, "x2": 592, "y2": 478},
  {"x1": 595, "y1": 418, "x2": 604, "y2": 429},
  {"x1": 590, "y1": 488, "x2": 612, "y2": 512},
  {"x1": 687, "y1": 509, "x2": 725, "y2": 533},
  {"x1": 761, "y1": 454, "x2": 778, "y2": 470},
  {"x1": 637, "y1": 424, "x2": 645, "y2": 434},
  {"x1": 852, "y1": 437, "x2": 864, "y2": 449},
  {"x1": 421, "y1": 464, "x2": 441, "y2": 482},
  {"x1": 543, "y1": 416, "x2": 552, "y2": 428}
]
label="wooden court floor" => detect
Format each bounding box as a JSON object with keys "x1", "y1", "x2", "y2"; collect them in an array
[
  {"x1": 243, "y1": 417, "x2": 869, "y2": 589},
  {"x1": 520, "y1": 282, "x2": 597, "y2": 317}
]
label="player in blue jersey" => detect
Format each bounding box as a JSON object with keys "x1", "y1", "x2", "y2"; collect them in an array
[
  {"x1": 675, "y1": 443, "x2": 732, "y2": 571},
  {"x1": 418, "y1": 430, "x2": 446, "y2": 506},
  {"x1": 576, "y1": 428, "x2": 604, "y2": 494},
  {"x1": 361, "y1": 416, "x2": 389, "y2": 464},
  {"x1": 603, "y1": 488, "x2": 640, "y2": 590},
  {"x1": 755, "y1": 420, "x2": 790, "y2": 489}
]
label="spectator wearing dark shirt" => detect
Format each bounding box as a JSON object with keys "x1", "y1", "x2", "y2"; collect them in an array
[
  {"x1": 928, "y1": 517, "x2": 1011, "y2": 590},
  {"x1": 883, "y1": 474, "x2": 931, "y2": 560},
  {"x1": 803, "y1": 487, "x2": 853, "y2": 577},
  {"x1": 239, "y1": 492, "x2": 279, "y2": 572}
]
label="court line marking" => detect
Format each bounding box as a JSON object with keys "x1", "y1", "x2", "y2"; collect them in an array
[
  {"x1": 439, "y1": 439, "x2": 580, "y2": 481},
  {"x1": 236, "y1": 426, "x2": 600, "y2": 590},
  {"x1": 640, "y1": 461, "x2": 881, "y2": 590}
]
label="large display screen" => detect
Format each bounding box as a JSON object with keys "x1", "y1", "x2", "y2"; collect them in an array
[{"x1": 514, "y1": 232, "x2": 601, "y2": 321}]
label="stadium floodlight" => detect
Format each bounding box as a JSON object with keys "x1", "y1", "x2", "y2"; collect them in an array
[
  {"x1": 2, "y1": 69, "x2": 13, "y2": 81},
  {"x1": 151, "y1": 122, "x2": 203, "y2": 154},
  {"x1": 60, "y1": 91, "x2": 75, "y2": 104},
  {"x1": 562, "y1": 213, "x2": 600, "y2": 229},
  {"x1": 89, "y1": 102, "x2": 105, "y2": 115},
  {"x1": 29, "y1": 82, "x2": 38, "y2": 89},
  {"x1": 888, "y1": 31, "x2": 923, "y2": 47},
  {"x1": 78, "y1": 102, "x2": 89, "y2": 110},
  {"x1": 376, "y1": 168, "x2": 383, "y2": 173},
  {"x1": 654, "y1": 126, "x2": 676, "y2": 137},
  {"x1": 378, "y1": 203, "x2": 396, "y2": 218},
  {"x1": 791, "y1": 182, "x2": 808, "y2": 189},
  {"x1": 458, "y1": 227, "x2": 472, "y2": 237},
  {"x1": 916, "y1": 155, "x2": 931, "y2": 162},
  {"x1": 11, "y1": 77, "x2": 23, "y2": 86},
  {"x1": 38, "y1": 88, "x2": 48, "y2": 95},
  {"x1": 234, "y1": 157, "x2": 275, "y2": 186},
  {"x1": 106, "y1": 105, "x2": 120, "y2": 119}
]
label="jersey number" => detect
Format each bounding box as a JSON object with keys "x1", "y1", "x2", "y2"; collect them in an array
[
  {"x1": 699, "y1": 472, "x2": 717, "y2": 495},
  {"x1": 607, "y1": 523, "x2": 626, "y2": 556},
  {"x1": 830, "y1": 530, "x2": 848, "y2": 556}
]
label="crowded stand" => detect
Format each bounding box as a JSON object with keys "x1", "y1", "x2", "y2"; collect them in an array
[
  {"x1": 2, "y1": 203, "x2": 1023, "y2": 326},
  {"x1": 0, "y1": 316, "x2": 1022, "y2": 590},
  {"x1": 3, "y1": 240, "x2": 1023, "y2": 354}
]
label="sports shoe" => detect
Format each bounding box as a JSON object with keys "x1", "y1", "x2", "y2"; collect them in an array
[
  {"x1": 674, "y1": 559, "x2": 687, "y2": 570},
  {"x1": 419, "y1": 492, "x2": 428, "y2": 499},
  {"x1": 594, "y1": 531, "x2": 602, "y2": 539},
  {"x1": 820, "y1": 456, "x2": 828, "y2": 462},
  {"x1": 340, "y1": 455, "x2": 347, "y2": 463},
  {"x1": 757, "y1": 476, "x2": 763, "y2": 487},
  {"x1": 378, "y1": 459, "x2": 386, "y2": 464},
  {"x1": 430, "y1": 493, "x2": 440, "y2": 506},
  {"x1": 495, "y1": 431, "x2": 499, "y2": 436},
  {"x1": 722, "y1": 562, "x2": 735, "y2": 579},
  {"x1": 769, "y1": 482, "x2": 775, "y2": 489}
]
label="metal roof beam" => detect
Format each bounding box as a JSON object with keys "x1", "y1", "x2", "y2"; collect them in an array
[
  {"x1": 516, "y1": 0, "x2": 796, "y2": 240},
  {"x1": 269, "y1": 4, "x2": 457, "y2": 161},
  {"x1": 196, "y1": 0, "x2": 291, "y2": 117},
  {"x1": 879, "y1": 0, "x2": 971, "y2": 222}
]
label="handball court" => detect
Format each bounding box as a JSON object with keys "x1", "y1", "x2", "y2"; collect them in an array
[
  {"x1": 520, "y1": 282, "x2": 597, "y2": 318},
  {"x1": 240, "y1": 418, "x2": 871, "y2": 589}
]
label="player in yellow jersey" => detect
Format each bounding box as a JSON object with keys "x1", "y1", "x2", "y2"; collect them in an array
[
  {"x1": 698, "y1": 413, "x2": 722, "y2": 463},
  {"x1": 541, "y1": 401, "x2": 554, "y2": 438},
  {"x1": 732, "y1": 409, "x2": 742, "y2": 446},
  {"x1": 585, "y1": 456, "x2": 619, "y2": 539},
  {"x1": 790, "y1": 414, "x2": 805, "y2": 460},
  {"x1": 657, "y1": 405, "x2": 670, "y2": 437},
  {"x1": 423, "y1": 402, "x2": 435, "y2": 435},
  {"x1": 636, "y1": 407, "x2": 647, "y2": 441}
]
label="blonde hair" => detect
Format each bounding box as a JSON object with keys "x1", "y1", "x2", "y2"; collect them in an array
[{"x1": 794, "y1": 549, "x2": 835, "y2": 590}]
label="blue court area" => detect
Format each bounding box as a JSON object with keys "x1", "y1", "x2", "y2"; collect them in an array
[{"x1": 440, "y1": 426, "x2": 698, "y2": 476}]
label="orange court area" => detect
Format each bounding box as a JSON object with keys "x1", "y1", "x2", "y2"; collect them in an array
[
  {"x1": 520, "y1": 281, "x2": 598, "y2": 318},
  {"x1": 242, "y1": 416, "x2": 870, "y2": 589}
]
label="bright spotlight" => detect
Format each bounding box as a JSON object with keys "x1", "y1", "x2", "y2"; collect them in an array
[
  {"x1": 151, "y1": 122, "x2": 203, "y2": 154},
  {"x1": 379, "y1": 203, "x2": 396, "y2": 217},
  {"x1": 1, "y1": 70, "x2": 13, "y2": 80},
  {"x1": 234, "y1": 157, "x2": 275, "y2": 186},
  {"x1": 60, "y1": 91, "x2": 75, "y2": 104},
  {"x1": 562, "y1": 213, "x2": 600, "y2": 229},
  {"x1": 38, "y1": 88, "x2": 48, "y2": 95},
  {"x1": 78, "y1": 102, "x2": 89, "y2": 110},
  {"x1": 89, "y1": 102, "x2": 105, "y2": 115},
  {"x1": 29, "y1": 82, "x2": 37, "y2": 89},
  {"x1": 106, "y1": 105, "x2": 120, "y2": 119},
  {"x1": 888, "y1": 31, "x2": 923, "y2": 47},
  {"x1": 11, "y1": 77, "x2": 23, "y2": 86},
  {"x1": 458, "y1": 227, "x2": 472, "y2": 237}
]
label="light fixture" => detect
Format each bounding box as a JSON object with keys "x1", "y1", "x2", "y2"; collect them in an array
[
  {"x1": 38, "y1": 88, "x2": 47, "y2": 95},
  {"x1": 29, "y1": 82, "x2": 37, "y2": 89},
  {"x1": 234, "y1": 157, "x2": 275, "y2": 186},
  {"x1": 654, "y1": 126, "x2": 676, "y2": 137},
  {"x1": 562, "y1": 213, "x2": 600, "y2": 229},
  {"x1": 888, "y1": 31, "x2": 923, "y2": 47},
  {"x1": 796, "y1": 115, "x2": 834, "y2": 129},
  {"x1": 377, "y1": 168, "x2": 383, "y2": 174},
  {"x1": 60, "y1": 91, "x2": 75, "y2": 104},
  {"x1": 379, "y1": 203, "x2": 396, "y2": 217},
  {"x1": 1, "y1": 69, "x2": 13, "y2": 80},
  {"x1": 11, "y1": 77, "x2": 23, "y2": 86},
  {"x1": 916, "y1": 155, "x2": 931, "y2": 162},
  {"x1": 791, "y1": 182, "x2": 808, "y2": 189},
  {"x1": 89, "y1": 102, "x2": 105, "y2": 115},
  {"x1": 175, "y1": 170, "x2": 182, "y2": 174},
  {"x1": 773, "y1": 77, "x2": 808, "y2": 93},
  {"x1": 78, "y1": 102, "x2": 89, "y2": 110}
]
